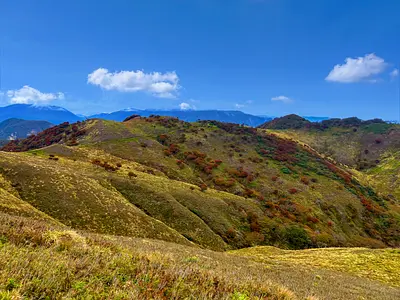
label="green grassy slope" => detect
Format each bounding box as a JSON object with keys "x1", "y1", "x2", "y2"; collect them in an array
[
  {"x1": 265, "y1": 123, "x2": 400, "y2": 224},
  {"x1": 2, "y1": 116, "x2": 398, "y2": 250},
  {"x1": 0, "y1": 213, "x2": 399, "y2": 300},
  {"x1": 0, "y1": 152, "x2": 193, "y2": 247},
  {"x1": 0, "y1": 117, "x2": 400, "y2": 299},
  {"x1": 269, "y1": 123, "x2": 400, "y2": 170}
]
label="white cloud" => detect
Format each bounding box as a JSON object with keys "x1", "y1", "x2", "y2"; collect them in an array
[
  {"x1": 234, "y1": 100, "x2": 253, "y2": 109},
  {"x1": 390, "y1": 68, "x2": 399, "y2": 79},
  {"x1": 235, "y1": 103, "x2": 245, "y2": 109},
  {"x1": 325, "y1": 53, "x2": 387, "y2": 83},
  {"x1": 179, "y1": 102, "x2": 195, "y2": 110},
  {"x1": 271, "y1": 95, "x2": 293, "y2": 103},
  {"x1": 6, "y1": 86, "x2": 65, "y2": 104},
  {"x1": 88, "y1": 68, "x2": 180, "y2": 98}
]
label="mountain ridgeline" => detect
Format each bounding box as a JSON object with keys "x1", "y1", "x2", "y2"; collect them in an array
[
  {"x1": 0, "y1": 104, "x2": 274, "y2": 126},
  {"x1": 259, "y1": 114, "x2": 389, "y2": 130},
  {"x1": 90, "y1": 109, "x2": 273, "y2": 126},
  {"x1": 1, "y1": 115, "x2": 399, "y2": 251},
  {"x1": 260, "y1": 114, "x2": 400, "y2": 169},
  {"x1": 0, "y1": 118, "x2": 53, "y2": 140}
]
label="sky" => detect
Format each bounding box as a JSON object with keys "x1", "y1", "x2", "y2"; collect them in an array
[{"x1": 1, "y1": 0, "x2": 399, "y2": 120}]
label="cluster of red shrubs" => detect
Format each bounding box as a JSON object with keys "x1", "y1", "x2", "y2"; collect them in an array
[
  {"x1": 228, "y1": 167, "x2": 249, "y2": 178},
  {"x1": 360, "y1": 196, "x2": 381, "y2": 214},
  {"x1": 2, "y1": 122, "x2": 86, "y2": 152},
  {"x1": 214, "y1": 177, "x2": 236, "y2": 187},
  {"x1": 91, "y1": 159, "x2": 120, "y2": 172},
  {"x1": 288, "y1": 188, "x2": 298, "y2": 194},
  {"x1": 327, "y1": 221, "x2": 334, "y2": 227},
  {"x1": 164, "y1": 144, "x2": 180, "y2": 156},
  {"x1": 306, "y1": 215, "x2": 320, "y2": 224},
  {"x1": 325, "y1": 161, "x2": 352, "y2": 184},
  {"x1": 183, "y1": 150, "x2": 222, "y2": 174},
  {"x1": 184, "y1": 150, "x2": 206, "y2": 161},
  {"x1": 247, "y1": 212, "x2": 261, "y2": 233},
  {"x1": 157, "y1": 134, "x2": 170, "y2": 145},
  {"x1": 203, "y1": 159, "x2": 222, "y2": 174},
  {"x1": 257, "y1": 135, "x2": 299, "y2": 163}
]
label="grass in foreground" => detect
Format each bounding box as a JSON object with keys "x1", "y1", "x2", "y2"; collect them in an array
[
  {"x1": 1, "y1": 212, "x2": 400, "y2": 300},
  {"x1": 232, "y1": 246, "x2": 400, "y2": 288},
  {"x1": 0, "y1": 213, "x2": 295, "y2": 300}
]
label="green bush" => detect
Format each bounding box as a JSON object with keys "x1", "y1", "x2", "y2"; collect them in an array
[{"x1": 284, "y1": 226, "x2": 312, "y2": 249}]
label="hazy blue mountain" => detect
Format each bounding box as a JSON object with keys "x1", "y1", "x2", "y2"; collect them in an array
[
  {"x1": 0, "y1": 104, "x2": 83, "y2": 124},
  {"x1": 90, "y1": 109, "x2": 272, "y2": 127},
  {"x1": 0, "y1": 118, "x2": 54, "y2": 140}
]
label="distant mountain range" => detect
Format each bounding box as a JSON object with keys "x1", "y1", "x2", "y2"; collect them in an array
[
  {"x1": 0, "y1": 104, "x2": 82, "y2": 124},
  {"x1": 90, "y1": 109, "x2": 273, "y2": 127},
  {"x1": 0, "y1": 104, "x2": 333, "y2": 127},
  {"x1": 0, "y1": 118, "x2": 53, "y2": 140}
]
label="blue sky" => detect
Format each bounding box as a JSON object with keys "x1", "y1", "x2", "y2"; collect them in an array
[{"x1": 1, "y1": 0, "x2": 399, "y2": 119}]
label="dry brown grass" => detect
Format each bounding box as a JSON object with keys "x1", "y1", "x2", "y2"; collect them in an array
[
  {"x1": 0, "y1": 213, "x2": 293, "y2": 300},
  {"x1": 1, "y1": 213, "x2": 399, "y2": 299}
]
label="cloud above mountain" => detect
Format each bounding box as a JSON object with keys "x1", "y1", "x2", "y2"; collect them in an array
[
  {"x1": 271, "y1": 96, "x2": 292, "y2": 103},
  {"x1": 6, "y1": 86, "x2": 65, "y2": 104},
  {"x1": 325, "y1": 53, "x2": 387, "y2": 83},
  {"x1": 179, "y1": 102, "x2": 196, "y2": 110},
  {"x1": 88, "y1": 68, "x2": 180, "y2": 98}
]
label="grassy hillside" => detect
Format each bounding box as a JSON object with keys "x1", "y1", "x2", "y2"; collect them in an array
[
  {"x1": 0, "y1": 116, "x2": 399, "y2": 299},
  {"x1": 364, "y1": 151, "x2": 400, "y2": 204},
  {"x1": 266, "y1": 121, "x2": 400, "y2": 170},
  {"x1": 0, "y1": 213, "x2": 399, "y2": 300},
  {"x1": 262, "y1": 118, "x2": 400, "y2": 218},
  {"x1": 1, "y1": 116, "x2": 399, "y2": 250},
  {"x1": 232, "y1": 246, "x2": 400, "y2": 288}
]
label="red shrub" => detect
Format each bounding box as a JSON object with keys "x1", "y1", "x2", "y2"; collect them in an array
[
  {"x1": 288, "y1": 188, "x2": 298, "y2": 194},
  {"x1": 306, "y1": 216, "x2": 319, "y2": 224},
  {"x1": 176, "y1": 160, "x2": 185, "y2": 169},
  {"x1": 250, "y1": 221, "x2": 261, "y2": 232},
  {"x1": 168, "y1": 144, "x2": 180, "y2": 154},
  {"x1": 214, "y1": 177, "x2": 235, "y2": 187},
  {"x1": 199, "y1": 183, "x2": 208, "y2": 191}
]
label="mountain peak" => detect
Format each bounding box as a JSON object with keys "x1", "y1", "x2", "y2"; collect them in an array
[
  {"x1": 258, "y1": 114, "x2": 311, "y2": 129},
  {"x1": 0, "y1": 104, "x2": 82, "y2": 124}
]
